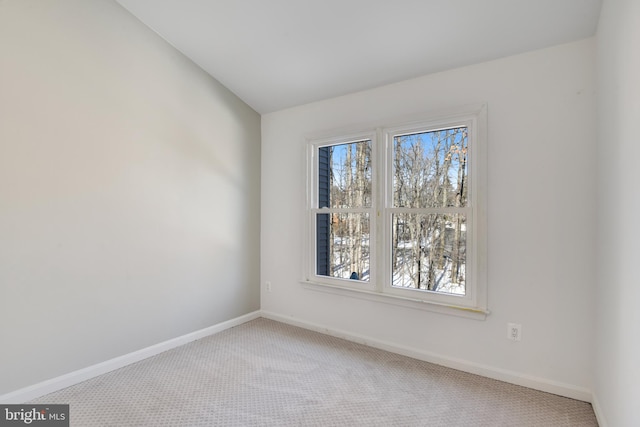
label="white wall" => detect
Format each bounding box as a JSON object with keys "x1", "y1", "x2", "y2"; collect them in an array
[
  {"x1": 595, "y1": 0, "x2": 640, "y2": 425},
  {"x1": 262, "y1": 39, "x2": 596, "y2": 397},
  {"x1": 0, "y1": 0, "x2": 260, "y2": 395}
]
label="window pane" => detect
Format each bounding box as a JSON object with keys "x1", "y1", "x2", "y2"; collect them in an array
[
  {"x1": 392, "y1": 213, "x2": 466, "y2": 294},
  {"x1": 393, "y1": 128, "x2": 467, "y2": 208},
  {"x1": 317, "y1": 213, "x2": 370, "y2": 281},
  {"x1": 318, "y1": 140, "x2": 372, "y2": 209}
]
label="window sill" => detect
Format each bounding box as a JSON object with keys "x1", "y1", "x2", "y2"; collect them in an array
[{"x1": 301, "y1": 280, "x2": 489, "y2": 320}]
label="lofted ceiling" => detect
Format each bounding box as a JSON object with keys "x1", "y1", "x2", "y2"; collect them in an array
[{"x1": 115, "y1": 0, "x2": 602, "y2": 114}]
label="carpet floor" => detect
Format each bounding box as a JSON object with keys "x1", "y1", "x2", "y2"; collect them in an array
[{"x1": 31, "y1": 318, "x2": 598, "y2": 426}]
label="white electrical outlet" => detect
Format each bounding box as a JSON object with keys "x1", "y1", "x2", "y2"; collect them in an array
[
  {"x1": 507, "y1": 323, "x2": 522, "y2": 341},
  {"x1": 266, "y1": 281, "x2": 272, "y2": 292}
]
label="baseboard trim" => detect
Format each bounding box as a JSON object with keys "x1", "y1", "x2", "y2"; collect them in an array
[
  {"x1": 591, "y1": 393, "x2": 607, "y2": 427},
  {"x1": 0, "y1": 310, "x2": 261, "y2": 403},
  {"x1": 260, "y1": 310, "x2": 592, "y2": 402},
  {"x1": 2, "y1": 309, "x2": 593, "y2": 405}
]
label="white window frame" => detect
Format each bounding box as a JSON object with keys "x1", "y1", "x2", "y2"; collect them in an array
[
  {"x1": 305, "y1": 130, "x2": 378, "y2": 293},
  {"x1": 303, "y1": 105, "x2": 488, "y2": 319}
]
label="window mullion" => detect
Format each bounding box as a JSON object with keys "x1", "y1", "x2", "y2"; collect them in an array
[
  {"x1": 311, "y1": 208, "x2": 373, "y2": 214},
  {"x1": 387, "y1": 207, "x2": 471, "y2": 214}
]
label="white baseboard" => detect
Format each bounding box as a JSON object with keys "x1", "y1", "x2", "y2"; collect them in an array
[
  {"x1": 591, "y1": 393, "x2": 608, "y2": 427},
  {"x1": 2, "y1": 309, "x2": 594, "y2": 406},
  {"x1": 0, "y1": 310, "x2": 261, "y2": 404},
  {"x1": 260, "y1": 310, "x2": 593, "y2": 402}
]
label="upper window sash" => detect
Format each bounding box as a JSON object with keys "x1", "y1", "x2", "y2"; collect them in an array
[{"x1": 308, "y1": 132, "x2": 377, "y2": 210}]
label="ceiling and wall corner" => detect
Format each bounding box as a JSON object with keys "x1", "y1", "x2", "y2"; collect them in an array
[{"x1": 115, "y1": 0, "x2": 602, "y2": 114}]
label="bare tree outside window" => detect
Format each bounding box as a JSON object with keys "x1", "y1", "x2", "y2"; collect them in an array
[
  {"x1": 391, "y1": 127, "x2": 468, "y2": 294},
  {"x1": 316, "y1": 140, "x2": 371, "y2": 281}
]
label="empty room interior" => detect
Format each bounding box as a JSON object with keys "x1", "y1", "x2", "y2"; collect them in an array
[{"x1": 1, "y1": 0, "x2": 638, "y2": 426}]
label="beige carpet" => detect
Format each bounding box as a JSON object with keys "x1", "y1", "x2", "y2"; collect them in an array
[{"x1": 31, "y1": 318, "x2": 597, "y2": 426}]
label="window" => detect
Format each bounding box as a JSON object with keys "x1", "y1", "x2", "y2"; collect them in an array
[
  {"x1": 310, "y1": 133, "x2": 376, "y2": 292},
  {"x1": 305, "y1": 105, "x2": 487, "y2": 317}
]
